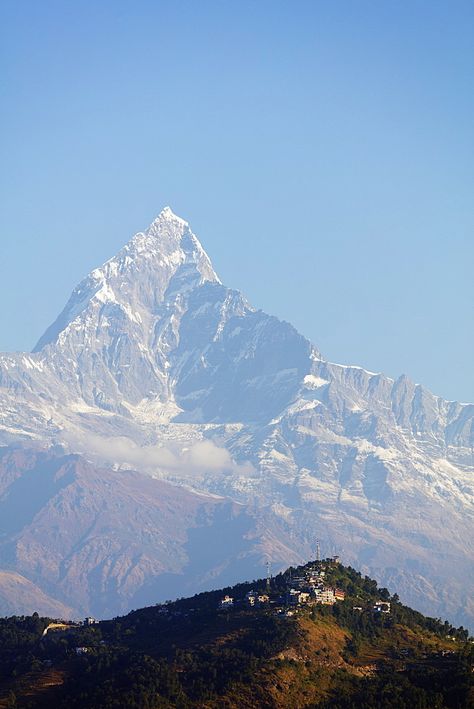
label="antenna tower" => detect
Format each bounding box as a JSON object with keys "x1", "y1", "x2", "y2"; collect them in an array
[{"x1": 266, "y1": 560, "x2": 271, "y2": 591}]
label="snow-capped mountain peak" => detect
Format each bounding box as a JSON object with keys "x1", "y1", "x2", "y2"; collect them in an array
[
  {"x1": 153, "y1": 205, "x2": 189, "y2": 227},
  {"x1": 0, "y1": 208, "x2": 472, "y2": 628},
  {"x1": 141, "y1": 206, "x2": 219, "y2": 282},
  {"x1": 33, "y1": 208, "x2": 220, "y2": 353}
]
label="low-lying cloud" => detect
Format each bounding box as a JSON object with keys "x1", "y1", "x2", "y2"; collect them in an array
[{"x1": 65, "y1": 431, "x2": 255, "y2": 477}]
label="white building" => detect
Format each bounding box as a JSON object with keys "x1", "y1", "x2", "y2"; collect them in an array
[
  {"x1": 373, "y1": 601, "x2": 391, "y2": 613},
  {"x1": 288, "y1": 589, "x2": 311, "y2": 605},
  {"x1": 315, "y1": 588, "x2": 336, "y2": 605},
  {"x1": 220, "y1": 595, "x2": 234, "y2": 609},
  {"x1": 75, "y1": 647, "x2": 90, "y2": 655},
  {"x1": 245, "y1": 591, "x2": 257, "y2": 606}
]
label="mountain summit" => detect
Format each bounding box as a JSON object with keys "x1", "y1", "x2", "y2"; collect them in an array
[
  {"x1": 34, "y1": 206, "x2": 220, "y2": 353},
  {"x1": 0, "y1": 209, "x2": 472, "y2": 626}
]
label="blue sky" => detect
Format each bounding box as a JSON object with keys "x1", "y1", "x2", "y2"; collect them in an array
[{"x1": 1, "y1": 0, "x2": 473, "y2": 401}]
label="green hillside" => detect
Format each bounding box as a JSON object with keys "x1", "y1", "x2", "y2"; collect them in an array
[{"x1": 0, "y1": 560, "x2": 472, "y2": 708}]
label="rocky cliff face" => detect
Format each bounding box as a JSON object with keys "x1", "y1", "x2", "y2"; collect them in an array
[{"x1": 0, "y1": 208, "x2": 472, "y2": 624}]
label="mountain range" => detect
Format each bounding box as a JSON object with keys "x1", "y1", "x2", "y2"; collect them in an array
[{"x1": 0, "y1": 207, "x2": 472, "y2": 626}]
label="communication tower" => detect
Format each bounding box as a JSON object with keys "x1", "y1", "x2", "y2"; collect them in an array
[{"x1": 266, "y1": 560, "x2": 271, "y2": 591}]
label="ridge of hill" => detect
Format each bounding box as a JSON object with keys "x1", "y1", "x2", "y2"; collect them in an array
[{"x1": 0, "y1": 560, "x2": 472, "y2": 708}]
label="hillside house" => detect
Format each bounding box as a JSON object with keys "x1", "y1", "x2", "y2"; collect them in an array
[
  {"x1": 315, "y1": 588, "x2": 336, "y2": 605},
  {"x1": 246, "y1": 591, "x2": 257, "y2": 606},
  {"x1": 292, "y1": 576, "x2": 307, "y2": 589},
  {"x1": 219, "y1": 595, "x2": 234, "y2": 609},
  {"x1": 373, "y1": 601, "x2": 391, "y2": 613},
  {"x1": 75, "y1": 647, "x2": 90, "y2": 655},
  {"x1": 288, "y1": 589, "x2": 311, "y2": 605}
]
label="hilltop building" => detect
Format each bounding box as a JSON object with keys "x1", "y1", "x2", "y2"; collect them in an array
[{"x1": 84, "y1": 617, "x2": 98, "y2": 626}]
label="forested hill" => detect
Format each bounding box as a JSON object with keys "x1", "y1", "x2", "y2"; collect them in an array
[{"x1": 0, "y1": 560, "x2": 472, "y2": 708}]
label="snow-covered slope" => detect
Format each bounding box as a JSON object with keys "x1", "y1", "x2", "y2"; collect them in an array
[{"x1": 0, "y1": 208, "x2": 472, "y2": 625}]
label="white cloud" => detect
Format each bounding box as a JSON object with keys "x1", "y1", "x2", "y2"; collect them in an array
[
  {"x1": 64, "y1": 431, "x2": 255, "y2": 477},
  {"x1": 185, "y1": 440, "x2": 233, "y2": 471}
]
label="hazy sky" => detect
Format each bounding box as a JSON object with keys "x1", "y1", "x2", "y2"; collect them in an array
[{"x1": 1, "y1": 1, "x2": 473, "y2": 402}]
